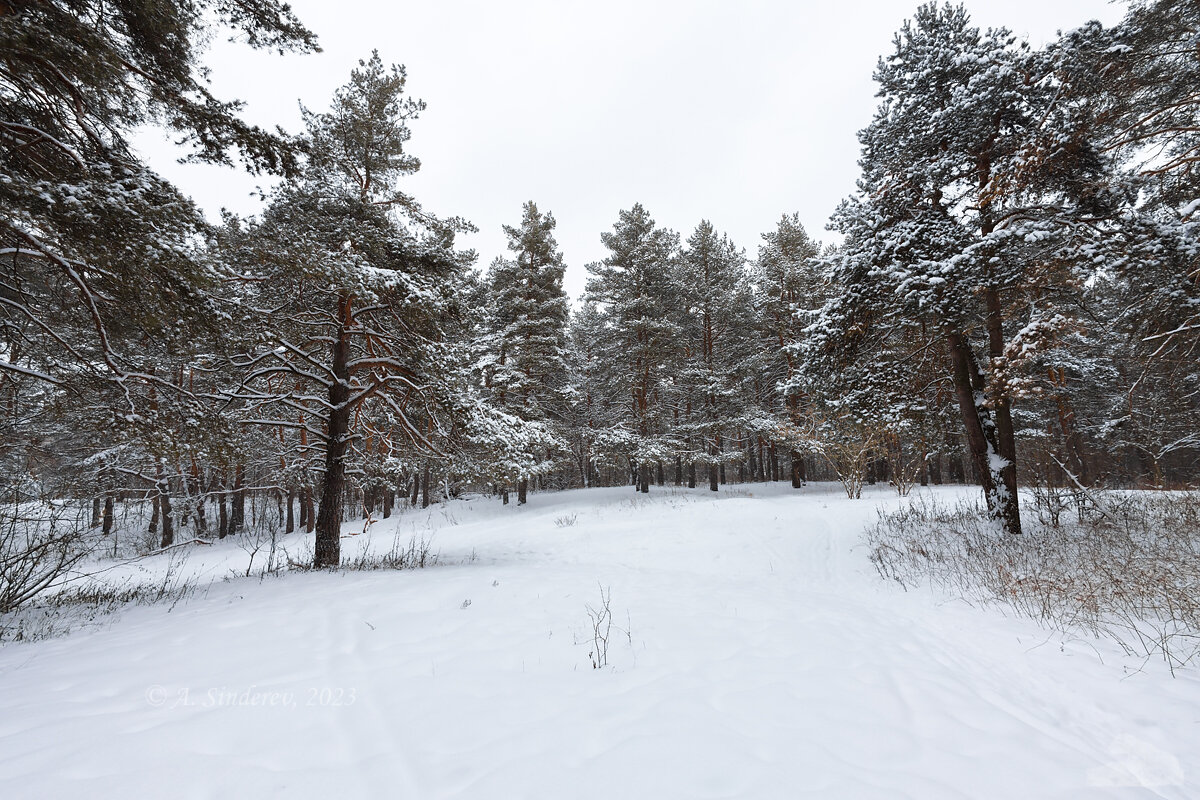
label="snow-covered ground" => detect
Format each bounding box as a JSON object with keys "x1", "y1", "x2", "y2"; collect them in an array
[{"x1": 1, "y1": 483, "x2": 1196, "y2": 799}]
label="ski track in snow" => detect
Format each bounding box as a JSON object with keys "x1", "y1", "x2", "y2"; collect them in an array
[{"x1": 0, "y1": 483, "x2": 1197, "y2": 799}]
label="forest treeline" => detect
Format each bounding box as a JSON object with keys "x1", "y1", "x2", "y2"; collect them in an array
[{"x1": 2, "y1": 0, "x2": 1198, "y2": 567}]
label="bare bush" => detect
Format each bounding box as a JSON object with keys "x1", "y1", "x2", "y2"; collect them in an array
[
  {"x1": 0, "y1": 486, "x2": 91, "y2": 614},
  {"x1": 340, "y1": 535, "x2": 438, "y2": 571},
  {"x1": 866, "y1": 491, "x2": 1200, "y2": 671},
  {"x1": 0, "y1": 552, "x2": 204, "y2": 642}
]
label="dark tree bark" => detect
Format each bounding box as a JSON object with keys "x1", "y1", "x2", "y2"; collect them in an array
[
  {"x1": 688, "y1": 461, "x2": 696, "y2": 489},
  {"x1": 984, "y1": 288, "x2": 1022, "y2": 534},
  {"x1": 286, "y1": 487, "x2": 295, "y2": 533},
  {"x1": 674, "y1": 455, "x2": 682, "y2": 486},
  {"x1": 218, "y1": 482, "x2": 229, "y2": 539},
  {"x1": 421, "y1": 461, "x2": 431, "y2": 508},
  {"x1": 149, "y1": 493, "x2": 160, "y2": 536},
  {"x1": 102, "y1": 493, "x2": 114, "y2": 536},
  {"x1": 158, "y1": 484, "x2": 173, "y2": 549},
  {"x1": 231, "y1": 463, "x2": 246, "y2": 534},
  {"x1": 946, "y1": 330, "x2": 1021, "y2": 535},
  {"x1": 790, "y1": 449, "x2": 805, "y2": 488},
  {"x1": 91, "y1": 496, "x2": 101, "y2": 528},
  {"x1": 517, "y1": 478, "x2": 528, "y2": 505},
  {"x1": 314, "y1": 294, "x2": 354, "y2": 568}
]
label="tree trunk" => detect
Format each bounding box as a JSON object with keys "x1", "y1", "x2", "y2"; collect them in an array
[
  {"x1": 790, "y1": 449, "x2": 804, "y2": 488},
  {"x1": 946, "y1": 330, "x2": 1020, "y2": 535},
  {"x1": 156, "y1": 465, "x2": 173, "y2": 548},
  {"x1": 158, "y1": 485, "x2": 173, "y2": 549},
  {"x1": 102, "y1": 493, "x2": 114, "y2": 536},
  {"x1": 517, "y1": 478, "x2": 528, "y2": 505},
  {"x1": 218, "y1": 482, "x2": 229, "y2": 539},
  {"x1": 314, "y1": 294, "x2": 354, "y2": 568},
  {"x1": 983, "y1": 288, "x2": 1022, "y2": 534},
  {"x1": 421, "y1": 461, "x2": 431, "y2": 509},
  {"x1": 286, "y1": 487, "x2": 295, "y2": 533},
  {"x1": 231, "y1": 463, "x2": 245, "y2": 534},
  {"x1": 149, "y1": 492, "x2": 160, "y2": 536},
  {"x1": 674, "y1": 455, "x2": 682, "y2": 486},
  {"x1": 688, "y1": 461, "x2": 696, "y2": 489}
]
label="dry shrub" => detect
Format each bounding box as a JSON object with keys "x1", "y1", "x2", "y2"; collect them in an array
[{"x1": 866, "y1": 491, "x2": 1200, "y2": 672}]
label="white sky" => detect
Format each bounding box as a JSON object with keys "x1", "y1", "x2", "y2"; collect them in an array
[{"x1": 135, "y1": 0, "x2": 1127, "y2": 302}]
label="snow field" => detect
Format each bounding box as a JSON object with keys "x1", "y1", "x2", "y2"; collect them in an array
[{"x1": 0, "y1": 483, "x2": 1196, "y2": 799}]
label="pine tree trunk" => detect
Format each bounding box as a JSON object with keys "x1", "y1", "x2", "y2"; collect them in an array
[
  {"x1": 149, "y1": 492, "x2": 160, "y2": 536},
  {"x1": 218, "y1": 482, "x2": 229, "y2": 539},
  {"x1": 674, "y1": 455, "x2": 682, "y2": 486},
  {"x1": 231, "y1": 463, "x2": 245, "y2": 534},
  {"x1": 688, "y1": 461, "x2": 696, "y2": 489},
  {"x1": 194, "y1": 478, "x2": 207, "y2": 535},
  {"x1": 984, "y1": 288, "x2": 1022, "y2": 534},
  {"x1": 382, "y1": 489, "x2": 392, "y2": 519},
  {"x1": 102, "y1": 493, "x2": 114, "y2": 536},
  {"x1": 638, "y1": 462, "x2": 649, "y2": 493},
  {"x1": 314, "y1": 294, "x2": 354, "y2": 568},
  {"x1": 286, "y1": 487, "x2": 295, "y2": 533},
  {"x1": 156, "y1": 465, "x2": 173, "y2": 548},
  {"x1": 517, "y1": 478, "x2": 528, "y2": 505},
  {"x1": 91, "y1": 496, "x2": 101, "y2": 528},
  {"x1": 421, "y1": 461, "x2": 431, "y2": 508},
  {"x1": 298, "y1": 485, "x2": 308, "y2": 531},
  {"x1": 946, "y1": 330, "x2": 1020, "y2": 535},
  {"x1": 305, "y1": 487, "x2": 315, "y2": 533}
]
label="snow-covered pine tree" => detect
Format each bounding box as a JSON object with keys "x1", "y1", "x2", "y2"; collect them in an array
[
  {"x1": 478, "y1": 202, "x2": 571, "y2": 503},
  {"x1": 802, "y1": 4, "x2": 1125, "y2": 533},
  {"x1": 585, "y1": 204, "x2": 681, "y2": 492},
  {"x1": 751, "y1": 214, "x2": 823, "y2": 487},
  {"x1": 0, "y1": 0, "x2": 318, "y2": 526},
  {"x1": 674, "y1": 220, "x2": 753, "y2": 491},
  {"x1": 223, "y1": 53, "x2": 475, "y2": 567}
]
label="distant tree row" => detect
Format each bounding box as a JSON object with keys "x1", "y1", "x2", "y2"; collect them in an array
[{"x1": 2, "y1": 0, "x2": 1196, "y2": 563}]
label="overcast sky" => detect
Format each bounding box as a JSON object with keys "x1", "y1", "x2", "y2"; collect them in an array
[{"x1": 135, "y1": 0, "x2": 1127, "y2": 302}]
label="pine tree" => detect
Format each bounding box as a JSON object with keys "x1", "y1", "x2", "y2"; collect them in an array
[
  {"x1": 224, "y1": 53, "x2": 474, "y2": 567},
  {"x1": 800, "y1": 4, "x2": 1124, "y2": 531},
  {"x1": 479, "y1": 202, "x2": 571, "y2": 503},
  {"x1": 752, "y1": 214, "x2": 822, "y2": 487},
  {"x1": 674, "y1": 220, "x2": 752, "y2": 491},
  {"x1": 585, "y1": 204, "x2": 680, "y2": 492}
]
